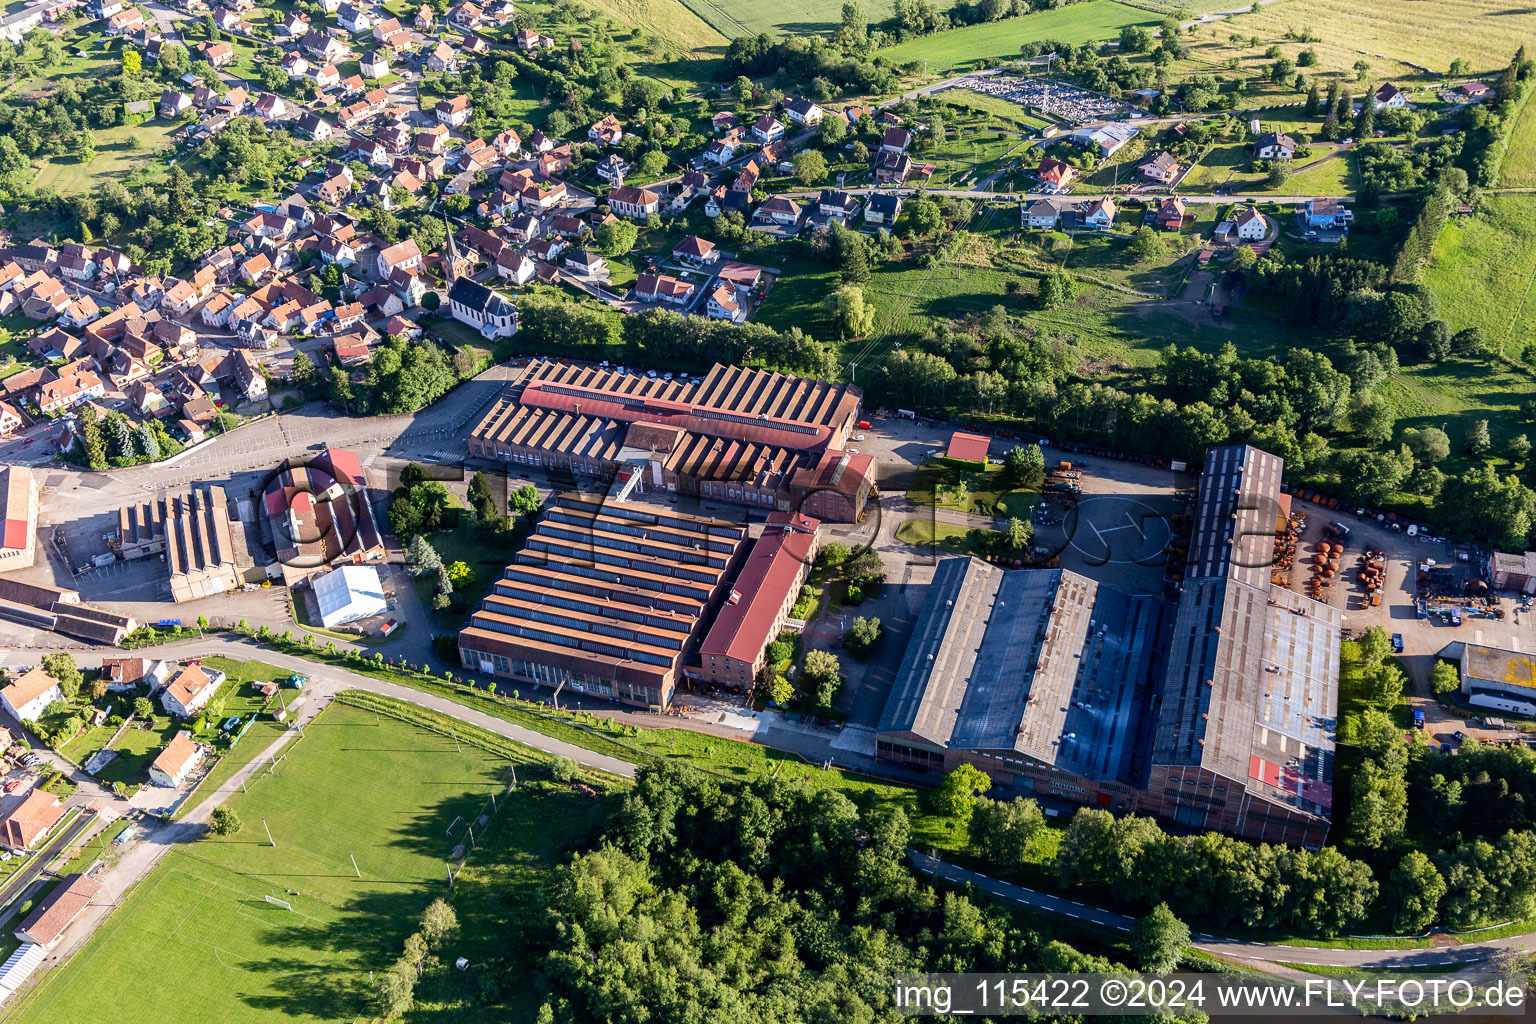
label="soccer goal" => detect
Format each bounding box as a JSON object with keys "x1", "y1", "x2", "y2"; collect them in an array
[{"x1": 264, "y1": 895, "x2": 293, "y2": 911}]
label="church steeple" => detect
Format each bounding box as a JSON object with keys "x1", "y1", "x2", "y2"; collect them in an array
[{"x1": 443, "y1": 212, "x2": 464, "y2": 285}]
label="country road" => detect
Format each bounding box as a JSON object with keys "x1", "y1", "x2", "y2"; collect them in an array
[{"x1": 912, "y1": 854, "x2": 1534, "y2": 972}]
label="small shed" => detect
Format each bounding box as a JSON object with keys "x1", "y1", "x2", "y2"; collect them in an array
[{"x1": 945, "y1": 431, "x2": 991, "y2": 469}]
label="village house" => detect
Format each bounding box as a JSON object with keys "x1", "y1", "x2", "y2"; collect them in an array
[
  {"x1": 297, "y1": 112, "x2": 333, "y2": 141},
  {"x1": 338, "y1": 2, "x2": 371, "y2": 32},
  {"x1": 873, "y1": 149, "x2": 912, "y2": 184},
  {"x1": 588, "y1": 114, "x2": 623, "y2": 146},
  {"x1": 1036, "y1": 156, "x2": 1076, "y2": 191},
  {"x1": 815, "y1": 189, "x2": 860, "y2": 224},
  {"x1": 784, "y1": 96, "x2": 824, "y2": 126},
  {"x1": 1253, "y1": 131, "x2": 1296, "y2": 160},
  {"x1": 1233, "y1": 206, "x2": 1267, "y2": 241},
  {"x1": 563, "y1": 248, "x2": 606, "y2": 280},
  {"x1": 37, "y1": 372, "x2": 104, "y2": 413},
  {"x1": 360, "y1": 50, "x2": 390, "y2": 78},
  {"x1": 1299, "y1": 197, "x2": 1353, "y2": 232},
  {"x1": 496, "y1": 250, "x2": 536, "y2": 285},
  {"x1": 595, "y1": 153, "x2": 628, "y2": 184},
  {"x1": 673, "y1": 235, "x2": 717, "y2": 266},
  {"x1": 301, "y1": 29, "x2": 348, "y2": 62},
  {"x1": 754, "y1": 196, "x2": 802, "y2": 228},
  {"x1": 149, "y1": 731, "x2": 205, "y2": 787},
  {"x1": 159, "y1": 89, "x2": 192, "y2": 119},
  {"x1": 426, "y1": 40, "x2": 458, "y2": 72},
  {"x1": 0, "y1": 666, "x2": 61, "y2": 723},
  {"x1": 1082, "y1": 196, "x2": 1117, "y2": 230},
  {"x1": 1137, "y1": 150, "x2": 1181, "y2": 185},
  {"x1": 633, "y1": 272, "x2": 697, "y2": 307},
  {"x1": 195, "y1": 40, "x2": 233, "y2": 67},
  {"x1": 1153, "y1": 196, "x2": 1187, "y2": 230},
  {"x1": 376, "y1": 239, "x2": 423, "y2": 279},
  {"x1": 1021, "y1": 198, "x2": 1061, "y2": 229},
  {"x1": 706, "y1": 283, "x2": 743, "y2": 323},
  {"x1": 436, "y1": 94, "x2": 472, "y2": 127},
  {"x1": 1373, "y1": 82, "x2": 1407, "y2": 111},
  {"x1": 160, "y1": 662, "x2": 225, "y2": 719},
  {"x1": 751, "y1": 114, "x2": 784, "y2": 143}
]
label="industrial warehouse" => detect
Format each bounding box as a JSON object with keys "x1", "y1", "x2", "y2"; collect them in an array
[
  {"x1": 876, "y1": 445, "x2": 1341, "y2": 848},
  {"x1": 458, "y1": 494, "x2": 750, "y2": 709},
  {"x1": 468, "y1": 361, "x2": 876, "y2": 522}
]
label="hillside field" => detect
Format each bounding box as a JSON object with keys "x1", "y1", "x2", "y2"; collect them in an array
[
  {"x1": 879, "y1": 1, "x2": 1155, "y2": 73},
  {"x1": 1425, "y1": 195, "x2": 1536, "y2": 357},
  {"x1": 1502, "y1": 92, "x2": 1536, "y2": 188},
  {"x1": 674, "y1": 0, "x2": 968, "y2": 40},
  {"x1": 1179, "y1": 0, "x2": 1534, "y2": 82}
]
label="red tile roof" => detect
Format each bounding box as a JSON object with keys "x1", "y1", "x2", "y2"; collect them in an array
[
  {"x1": 946, "y1": 431, "x2": 990, "y2": 464},
  {"x1": 699, "y1": 517, "x2": 820, "y2": 665}
]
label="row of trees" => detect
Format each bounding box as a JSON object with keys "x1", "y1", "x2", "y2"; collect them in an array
[{"x1": 518, "y1": 294, "x2": 843, "y2": 379}]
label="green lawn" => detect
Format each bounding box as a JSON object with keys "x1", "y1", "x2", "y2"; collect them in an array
[
  {"x1": 935, "y1": 88, "x2": 1052, "y2": 131},
  {"x1": 895, "y1": 518, "x2": 984, "y2": 554},
  {"x1": 412, "y1": 519, "x2": 527, "y2": 629},
  {"x1": 1425, "y1": 195, "x2": 1536, "y2": 358},
  {"x1": 907, "y1": 459, "x2": 1039, "y2": 517},
  {"x1": 9, "y1": 702, "x2": 540, "y2": 1024},
  {"x1": 33, "y1": 121, "x2": 180, "y2": 196},
  {"x1": 880, "y1": 1, "x2": 1155, "y2": 74},
  {"x1": 1502, "y1": 91, "x2": 1536, "y2": 188}
]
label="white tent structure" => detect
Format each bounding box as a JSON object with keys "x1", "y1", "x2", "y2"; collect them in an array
[{"x1": 312, "y1": 565, "x2": 387, "y2": 627}]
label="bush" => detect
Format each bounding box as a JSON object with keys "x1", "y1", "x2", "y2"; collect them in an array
[
  {"x1": 208, "y1": 808, "x2": 242, "y2": 836},
  {"x1": 845, "y1": 584, "x2": 863, "y2": 605},
  {"x1": 765, "y1": 639, "x2": 793, "y2": 667},
  {"x1": 549, "y1": 757, "x2": 579, "y2": 783}
]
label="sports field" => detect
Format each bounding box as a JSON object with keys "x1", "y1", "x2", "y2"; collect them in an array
[
  {"x1": 9, "y1": 704, "x2": 538, "y2": 1024},
  {"x1": 879, "y1": 1, "x2": 1155, "y2": 73}
]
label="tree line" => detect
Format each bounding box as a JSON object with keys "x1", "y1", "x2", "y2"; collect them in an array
[{"x1": 528, "y1": 761, "x2": 1168, "y2": 1022}]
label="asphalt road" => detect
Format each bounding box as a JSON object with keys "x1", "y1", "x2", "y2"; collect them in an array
[{"x1": 911, "y1": 853, "x2": 1532, "y2": 971}]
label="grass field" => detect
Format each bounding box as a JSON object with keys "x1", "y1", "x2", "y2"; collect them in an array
[
  {"x1": 880, "y1": 1, "x2": 1155, "y2": 74},
  {"x1": 10, "y1": 703, "x2": 533, "y2": 1024},
  {"x1": 33, "y1": 121, "x2": 180, "y2": 195},
  {"x1": 673, "y1": 0, "x2": 964, "y2": 39},
  {"x1": 1502, "y1": 93, "x2": 1536, "y2": 188},
  {"x1": 1177, "y1": 0, "x2": 1532, "y2": 83},
  {"x1": 1424, "y1": 195, "x2": 1536, "y2": 357},
  {"x1": 933, "y1": 87, "x2": 1054, "y2": 130}
]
